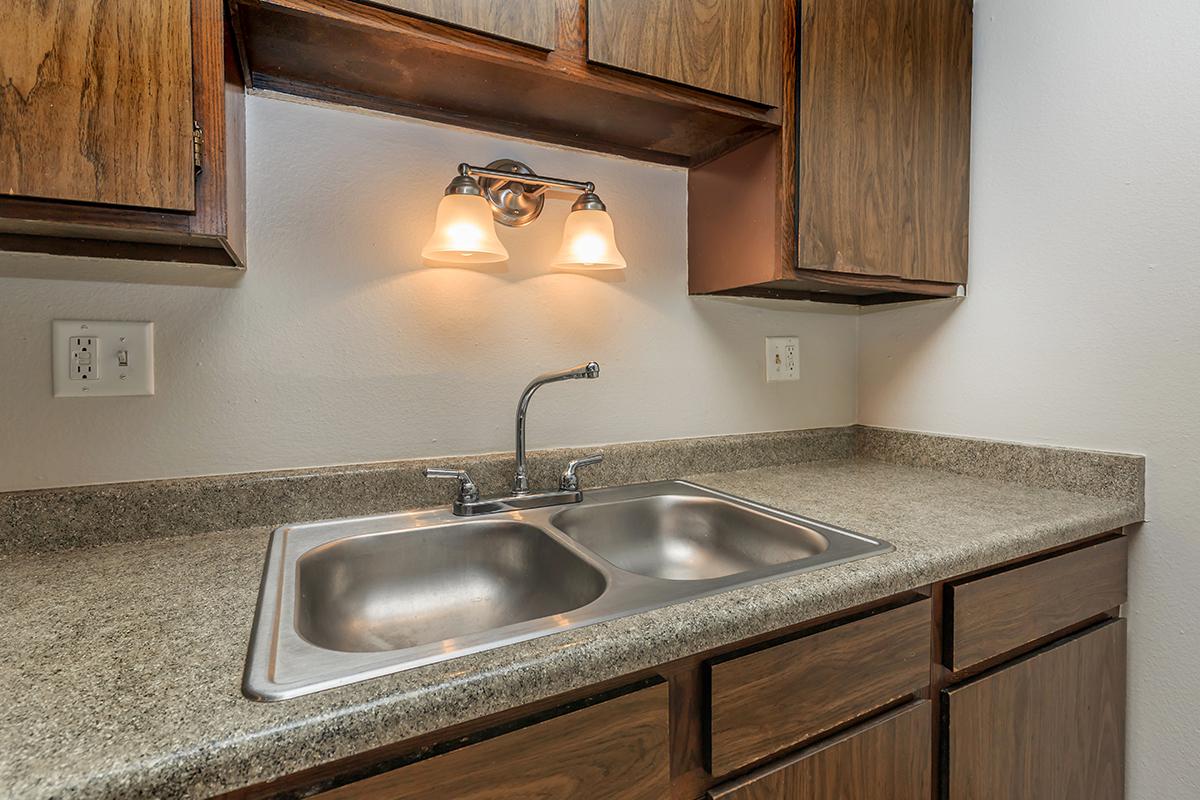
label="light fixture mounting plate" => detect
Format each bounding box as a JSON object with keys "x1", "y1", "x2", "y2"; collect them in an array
[{"x1": 478, "y1": 159, "x2": 544, "y2": 227}]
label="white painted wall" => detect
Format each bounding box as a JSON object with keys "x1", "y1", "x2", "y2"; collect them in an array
[
  {"x1": 0, "y1": 94, "x2": 858, "y2": 491},
  {"x1": 858, "y1": 1, "x2": 1200, "y2": 795}
]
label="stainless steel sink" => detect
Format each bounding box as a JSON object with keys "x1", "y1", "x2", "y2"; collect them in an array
[
  {"x1": 551, "y1": 495, "x2": 829, "y2": 580},
  {"x1": 295, "y1": 521, "x2": 605, "y2": 652},
  {"x1": 244, "y1": 481, "x2": 891, "y2": 701}
]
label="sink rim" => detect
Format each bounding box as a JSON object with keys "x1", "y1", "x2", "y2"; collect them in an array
[{"x1": 244, "y1": 480, "x2": 893, "y2": 702}]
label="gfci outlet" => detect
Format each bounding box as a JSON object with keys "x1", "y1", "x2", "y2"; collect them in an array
[
  {"x1": 52, "y1": 320, "x2": 154, "y2": 397},
  {"x1": 765, "y1": 336, "x2": 800, "y2": 382}
]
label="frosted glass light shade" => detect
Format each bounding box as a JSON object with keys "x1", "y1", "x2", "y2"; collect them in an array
[
  {"x1": 421, "y1": 194, "x2": 508, "y2": 265},
  {"x1": 550, "y1": 209, "x2": 627, "y2": 270}
]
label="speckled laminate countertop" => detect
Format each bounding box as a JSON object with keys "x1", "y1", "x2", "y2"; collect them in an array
[{"x1": 0, "y1": 458, "x2": 1142, "y2": 799}]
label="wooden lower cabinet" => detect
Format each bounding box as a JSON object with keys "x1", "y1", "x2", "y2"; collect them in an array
[
  {"x1": 944, "y1": 620, "x2": 1126, "y2": 800},
  {"x1": 709, "y1": 702, "x2": 931, "y2": 800},
  {"x1": 947, "y1": 537, "x2": 1128, "y2": 671},
  {"x1": 708, "y1": 599, "x2": 931, "y2": 775},
  {"x1": 222, "y1": 534, "x2": 1129, "y2": 800},
  {"x1": 313, "y1": 682, "x2": 670, "y2": 800}
]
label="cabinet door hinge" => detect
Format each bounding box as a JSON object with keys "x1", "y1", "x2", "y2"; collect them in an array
[{"x1": 192, "y1": 122, "x2": 204, "y2": 173}]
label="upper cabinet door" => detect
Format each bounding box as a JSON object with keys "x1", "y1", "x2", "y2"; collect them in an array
[
  {"x1": 378, "y1": 0, "x2": 558, "y2": 50},
  {"x1": 795, "y1": 0, "x2": 972, "y2": 285},
  {"x1": 0, "y1": 0, "x2": 195, "y2": 211},
  {"x1": 588, "y1": 0, "x2": 783, "y2": 106}
]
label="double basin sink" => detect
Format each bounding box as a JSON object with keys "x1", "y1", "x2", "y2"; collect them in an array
[{"x1": 244, "y1": 481, "x2": 891, "y2": 700}]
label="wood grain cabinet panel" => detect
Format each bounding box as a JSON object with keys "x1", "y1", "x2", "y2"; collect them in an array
[
  {"x1": 0, "y1": 0, "x2": 195, "y2": 211},
  {"x1": 312, "y1": 682, "x2": 670, "y2": 800},
  {"x1": 709, "y1": 702, "x2": 932, "y2": 800},
  {"x1": 948, "y1": 537, "x2": 1128, "y2": 671},
  {"x1": 588, "y1": 0, "x2": 782, "y2": 106},
  {"x1": 375, "y1": 0, "x2": 556, "y2": 49},
  {"x1": 945, "y1": 620, "x2": 1126, "y2": 800},
  {"x1": 0, "y1": 0, "x2": 247, "y2": 276},
  {"x1": 688, "y1": 0, "x2": 973, "y2": 303},
  {"x1": 708, "y1": 599, "x2": 931, "y2": 776},
  {"x1": 796, "y1": 0, "x2": 974, "y2": 286},
  {"x1": 229, "y1": 0, "x2": 779, "y2": 169},
  {"x1": 795, "y1": 0, "x2": 972, "y2": 285}
]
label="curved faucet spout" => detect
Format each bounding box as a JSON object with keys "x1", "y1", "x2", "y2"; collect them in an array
[{"x1": 514, "y1": 361, "x2": 600, "y2": 493}]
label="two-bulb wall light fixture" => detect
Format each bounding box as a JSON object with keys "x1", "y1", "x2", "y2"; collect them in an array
[{"x1": 421, "y1": 159, "x2": 626, "y2": 270}]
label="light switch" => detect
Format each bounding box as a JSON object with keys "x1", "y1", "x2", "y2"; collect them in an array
[{"x1": 53, "y1": 320, "x2": 154, "y2": 397}]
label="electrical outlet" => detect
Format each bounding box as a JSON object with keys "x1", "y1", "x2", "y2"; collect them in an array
[
  {"x1": 53, "y1": 320, "x2": 154, "y2": 397},
  {"x1": 765, "y1": 336, "x2": 800, "y2": 382},
  {"x1": 69, "y1": 336, "x2": 98, "y2": 381}
]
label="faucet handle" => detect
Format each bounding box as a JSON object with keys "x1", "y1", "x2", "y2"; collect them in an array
[
  {"x1": 423, "y1": 467, "x2": 481, "y2": 503},
  {"x1": 560, "y1": 453, "x2": 604, "y2": 491}
]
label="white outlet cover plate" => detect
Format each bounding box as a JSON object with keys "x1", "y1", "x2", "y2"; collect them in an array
[
  {"x1": 765, "y1": 336, "x2": 800, "y2": 382},
  {"x1": 52, "y1": 320, "x2": 154, "y2": 397}
]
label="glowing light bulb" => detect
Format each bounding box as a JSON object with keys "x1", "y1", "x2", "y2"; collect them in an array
[
  {"x1": 550, "y1": 208, "x2": 626, "y2": 271},
  {"x1": 421, "y1": 194, "x2": 508, "y2": 265}
]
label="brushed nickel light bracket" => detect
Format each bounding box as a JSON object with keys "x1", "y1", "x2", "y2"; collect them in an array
[{"x1": 452, "y1": 160, "x2": 598, "y2": 227}]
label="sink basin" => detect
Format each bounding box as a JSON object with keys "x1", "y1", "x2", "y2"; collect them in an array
[
  {"x1": 244, "y1": 481, "x2": 891, "y2": 701},
  {"x1": 551, "y1": 495, "x2": 829, "y2": 580},
  {"x1": 295, "y1": 521, "x2": 605, "y2": 652}
]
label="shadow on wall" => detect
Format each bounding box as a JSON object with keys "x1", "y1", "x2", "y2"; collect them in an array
[{"x1": 857, "y1": 297, "x2": 962, "y2": 405}]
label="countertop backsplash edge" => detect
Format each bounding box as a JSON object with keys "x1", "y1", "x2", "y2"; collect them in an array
[{"x1": 1, "y1": 424, "x2": 1146, "y2": 555}]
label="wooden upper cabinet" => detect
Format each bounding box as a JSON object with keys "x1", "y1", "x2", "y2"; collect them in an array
[
  {"x1": 229, "y1": 0, "x2": 780, "y2": 168},
  {"x1": 795, "y1": 0, "x2": 972, "y2": 285},
  {"x1": 689, "y1": 0, "x2": 973, "y2": 304},
  {"x1": 376, "y1": 0, "x2": 557, "y2": 50},
  {"x1": 588, "y1": 0, "x2": 783, "y2": 106},
  {"x1": 0, "y1": 0, "x2": 196, "y2": 211},
  {"x1": 945, "y1": 621, "x2": 1126, "y2": 800},
  {"x1": 0, "y1": 0, "x2": 246, "y2": 279}
]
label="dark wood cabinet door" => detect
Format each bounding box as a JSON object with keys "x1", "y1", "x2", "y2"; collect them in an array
[
  {"x1": 0, "y1": 0, "x2": 196, "y2": 211},
  {"x1": 376, "y1": 0, "x2": 557, "y2": 49},
  {"x1": 709, "y1": 702, "x2": 932, "y2": 800},
  {"x1": 312, "y1": 683, "x2": 671, "y2": 800},
  {"x1": 588, "y1": 0, "x2": 782, "y2": 106},
  {"x1": 945, "y1": 621, "x2": 1126, "y2": 800},
  {"x1": 795, "y1": 0, "x2": 972, "y2": 285}
]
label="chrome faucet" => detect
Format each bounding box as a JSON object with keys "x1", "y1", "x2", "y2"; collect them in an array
[
  {"x1": 514, "y1": 361, "x2": 600, "y2": 493},
  {"x1": 424, "y1": 361, "x2": 604, "y2": 516}
]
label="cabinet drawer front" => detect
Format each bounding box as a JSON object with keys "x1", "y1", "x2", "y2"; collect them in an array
[
  {"x1": 948, "y1": 537, "x2": 1127, "y2": 671},
  {"x1": 945, "y1": 620, "x2": 1126, "y2": 800},
  {"x1": 314, "y1": 682, "x2": 670, "y2": 800},
  {"x1": 708, "y1": 599, "x2": 931, "y2": 776},
  {"x1": 708, "y1": 702, "x2": 932, "y2": 800}
]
